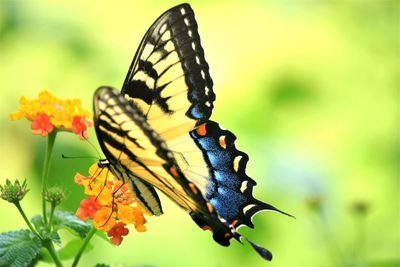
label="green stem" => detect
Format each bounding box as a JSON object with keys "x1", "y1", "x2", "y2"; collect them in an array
[
  {"x1": 350, "y1": 213, "x2": 367, "y2": 267},
  {"x1": 311, "y1": 211, "x2": 345, "y2": 267},
  {"x1": 48, "y1": 203, "x2": 56, "y2": 230},
  {"x1": 71, "y1": 227, "x2": 97, "y2": 267},
  {"x1": 14, "y1": 202, "x2": 40, "y2": 237},
  {"x1": 43, "y1": 239, "x2": 64, "y2": 267},
  {"x1": 41, "y1": 131, "x2": 57, "y2": 224}
]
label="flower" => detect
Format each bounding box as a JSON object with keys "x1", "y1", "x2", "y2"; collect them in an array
[
  {"x1": 107, "y1": 222, "x2": 129, "y2": 245},
  {"x1": 74, "y1": 163, "x2": 151, "y2": 245},
  {"x1": 31, "y1": 113, "x2": 54, "y2": 137},
  {"x1": 10, "y1": 90, "x2": 92, "y2": 138},
  {"x1": 76, "y1": 196, "x2": 102, "y2": 221},
  {"x1": 0, "y1": 179, "x2": 29, "y2": 204}
]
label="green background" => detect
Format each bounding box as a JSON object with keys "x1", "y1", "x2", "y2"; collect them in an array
[{"x1": 0, "y1": 0, "x2": 398, "y2": 266}]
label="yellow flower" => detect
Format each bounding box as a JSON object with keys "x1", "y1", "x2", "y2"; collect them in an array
[
  {"x1": 75, "y1": 163, "x2": 151, "y2": 245},
  {"x1": 10, "y1": 90, "x2": 92, "y2": 138}
]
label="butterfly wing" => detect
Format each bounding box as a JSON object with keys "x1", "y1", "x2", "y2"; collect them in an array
[
  {"x1": 190, "y1": 121, "x2": 291, "y2": 228},
  {"x1": 93, "y1": 3, "x2": 289, "y2": 261},
  {"x1": 93, "y1": 87, "x2": 218, "y2": 220},
  {"x1": 121, "y1": 3, "x2": 214, "y2": 137},
  {"x1": 117, "y1": 3, "x2": 218, "y2": 218}
]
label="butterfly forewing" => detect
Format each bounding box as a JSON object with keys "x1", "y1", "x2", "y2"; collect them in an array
[{"x1": 121, "y1": 3, "x2": 215, "y2": 138}]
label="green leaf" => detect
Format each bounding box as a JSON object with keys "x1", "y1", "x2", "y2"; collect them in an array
[
  {"x1": 95, "y1": 264, "x2": 110, "y2": 267},
  {"x1": 0, "y1": 229, "x2": 41, "y2": 267},
  {"x1": 31, "y1": 215, "x2": 61, "y2": 245},
  {"x1": 58, "y1": 239, "x2": 94, "y2": 261},
  {"x1": 52, "y1": 211, "x2": 91, "y2": 238},
  {"x1": 31, "y1": 215, "x2": 45, "y2": 230},
  {"x1": 37, "y1": 248, "x2": 52, "y2": 263}
]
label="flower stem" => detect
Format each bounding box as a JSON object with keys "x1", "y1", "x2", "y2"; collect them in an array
[
  {"x1": 43, "y1": 239, "x2": 64, "y2": 267},
  {"x1": 48, "y1": 203, "x2": 56, "y2": 230},
  {"x1": 72, "y1": 227, "x2": 97, "y2": 267},
  {"x1": 14, "y1": 201, "x2": 40, "y2": 237},
  {"x1": 311, "y1": 211, "x2": 345, "y2": 266},
  {"x1": 41, "y1": 131, "x2": 57, "y2": 224}
]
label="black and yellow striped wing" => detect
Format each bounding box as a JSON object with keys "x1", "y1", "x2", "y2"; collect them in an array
[
  {"x1": 121, "y1": 3, "x2": 214, "y2": 135},
  {"x1": 93, "y1": 86, "x2": 228, "y2": 238},
  {"x1": 93, "y1": 3, "x2": 290, "y2": 261}
]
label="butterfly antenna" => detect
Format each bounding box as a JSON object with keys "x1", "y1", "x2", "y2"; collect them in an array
[
  {"x1": 62, "y1": 154, "x2": 98, "y2": 159},
  {"x1": 83, "y1": 134, "x2": 102, "y2": 159}
]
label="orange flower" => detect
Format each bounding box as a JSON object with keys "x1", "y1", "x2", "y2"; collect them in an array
[
  {"x1": 76, "y1": 196, "x2": 102, "y2": 221},
  {"x1": 74, "y1": 163, "x2": 151, "y2": 245},
  {"x1": 31, "y1": 113, "x2": 54, "y2": 137},
  {"x1": 93, "y1": 207, "x2": 116, "y2": 232},
  {"x1": 10, "y1": 90, "x2": 92, "y2": 138},
  {"x1": 107, "y1": 222, "x2": 129, "y2": 245},
  {"x1": 71, "y1": 116, "x2": 88, "y2": 138}
]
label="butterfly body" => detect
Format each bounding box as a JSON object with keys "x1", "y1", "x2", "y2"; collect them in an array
[{"x1": 93, "y1": 3, "x2": 290, "y2": 261}]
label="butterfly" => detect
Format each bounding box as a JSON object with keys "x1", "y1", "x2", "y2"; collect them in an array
[{"x1": 93, "y1": 3, "x2": 290, "y2": 261}]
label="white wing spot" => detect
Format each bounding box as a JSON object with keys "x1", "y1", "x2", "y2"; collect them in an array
[
  {"x1": 180, "y1": 8, "x2": 186, "y2": 15},
  {"x1": 205, "y1": 101, "x2": 211, "y2": 107},
  {"x1": 184, "y1": 18, "x2": 189, "y2": 26},
  {"x1": 191, "y1": 42, "x2": 196, "y2": 50},
  {"x1": 243, "y1": 204, "x2": 257, "y2": 214},
  {"x1": 201, "y1": 70, "x2": 206, "y2": 79},
  {"x1": 233, "y1": 155, "x2": 242, "y2": 172},
  {"x1": 188, "y1": 30, "x2": 193, "y2": 37},
  {"x1": 161, "y1": 143, "x2": 168, "y2": 149},
  {"x1": 195, "y1": 56, "x2": 201, "y2": 65},
  {"x1": 240, "y1": 181, "x2": 248, "y2": 193},
  {"x1": 159, "y1": 24, "x2": 167, "y2": 34},
  {"x1": 205, "y1": 87, "x2": 210, "y2": 95}
]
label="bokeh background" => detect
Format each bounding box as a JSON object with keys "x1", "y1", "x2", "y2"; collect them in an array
[{"x1": 0, "y1": 0, "x2": 398, "y2": 266}]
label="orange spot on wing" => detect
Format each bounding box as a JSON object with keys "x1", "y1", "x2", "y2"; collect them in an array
[
  {"x1": 202, "y1": 225, "x2": 212, "y2": 231},
  {"x1": 219, "y1": 136, "x2": 227, "y2": 149},
  {"x1": 169, "y1": 166, "x2": 179, "y2": 177},
  {"x1": 188, "y1": 183, "x2": 198, "y2": 194},
  {"x1": 206, "y1": 202, "x2": 214, "y2": 213},
  {"x1": 196, "y1": 123, "x2": 207, "y2": 136},
  {"x1": 231, "y1": 219, "x2": 239, "y2": 227},
  {"x1": 224, "y1": 233, "x2": 231, "y2": 239}
]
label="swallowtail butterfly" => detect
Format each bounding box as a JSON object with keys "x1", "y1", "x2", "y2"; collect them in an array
[{"x1": 93, "y1": 3, "x2": 290, "y2": 261}]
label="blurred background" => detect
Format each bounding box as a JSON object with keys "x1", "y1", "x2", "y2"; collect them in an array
[{"x1": 0, "y1": 0, "x2": 398, "y2": 266}]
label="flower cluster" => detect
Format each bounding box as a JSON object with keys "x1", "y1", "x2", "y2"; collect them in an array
[
  {"x1": 0, "y1": 179, "x2": 29, "y2": 204},
  {"x1": 10, "y1": 90, "x2": 92, "y2": 138},
  {"x1": 75, "y1": 163, "x2": 149, "y2": 245}
]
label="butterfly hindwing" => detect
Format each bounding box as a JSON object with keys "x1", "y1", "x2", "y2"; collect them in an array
[
  {"x1": 190, "y1": 121, "x2": 290, "y2": 228},
  {"x1": 94, "y1": 87, "x2": 220, "y2": 219}
]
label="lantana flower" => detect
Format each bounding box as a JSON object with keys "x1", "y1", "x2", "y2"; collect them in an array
[
  {"x1": 75, "y1": 163, "x2": 150, "y2": 245},
  {"x1": 10, "y1": 90, "x2": 92, "y2": 138}
]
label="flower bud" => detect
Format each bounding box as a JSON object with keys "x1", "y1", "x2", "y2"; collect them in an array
[
  {"x1": 44, "y1": 187, "x2": 65, "y2": 206},
  {"x1": 0, "y1": 179, "x2": 29, "y2": 203}
]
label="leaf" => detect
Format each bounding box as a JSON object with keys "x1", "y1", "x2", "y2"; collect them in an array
[
  {"x1": 58, "y1": 239, "x2": 94, "y2": 261},
  {"x1": 95, "y1": 264, "x2": 110, "y2": 267},
  {"x1": 31, "y1": 215, "x2": 61, "y2": 245},
  {"x1": 31, "y1": 215, "x2": 45, "y2": 230},
  {"x1": 37, "y1": 248, "x2": 52, "y2": 263},
  {"x1": 52, "y1": 211, "x2": 91, "y2": 238},
  {"x1": 0, "y1": 229, "x2": 41, "y2": 267}
]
